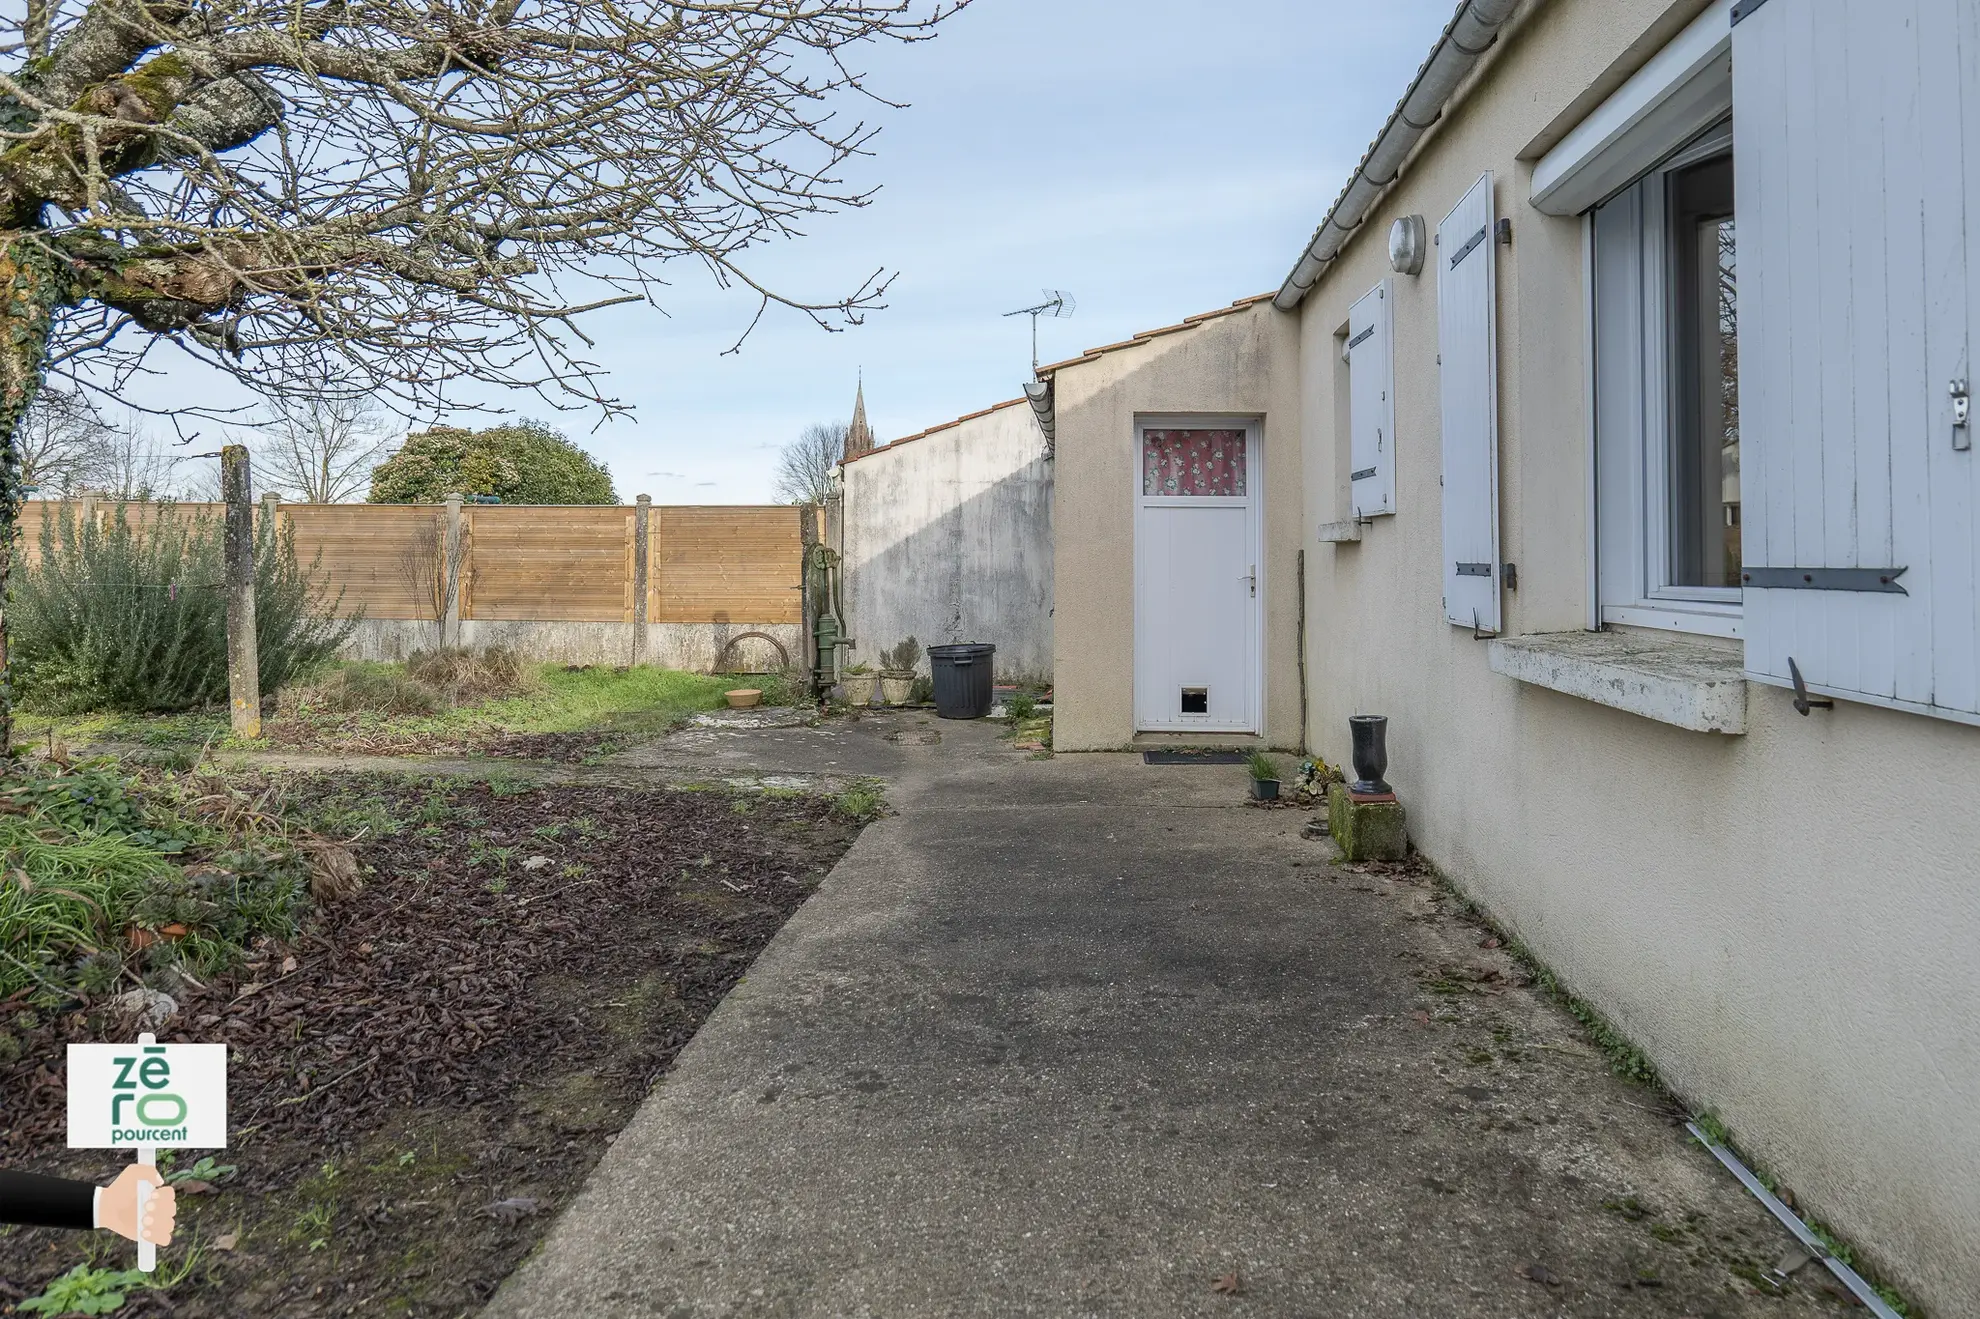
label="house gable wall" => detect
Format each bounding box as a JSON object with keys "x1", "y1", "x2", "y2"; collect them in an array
[
  {"x1": 839, "y1": 400, "x2": 1053, "y2": 682},
  {"x1": 1049, "y1": 302, "x2": 1302, "y2": 750}
]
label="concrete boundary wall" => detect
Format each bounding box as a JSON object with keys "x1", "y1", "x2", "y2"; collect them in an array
[
  {"x1": 342, "y1": 619, "x2": 801, "y2": 672},
  {"x1": 838, "y1": 399, "x2": 1053, "y2": 683}
]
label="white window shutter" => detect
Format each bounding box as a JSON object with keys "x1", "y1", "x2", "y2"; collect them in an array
[
  {"x1": 1735, "y1": 0, "x2": 1980, "y2": 724},
  {"x1": 1437, "y1": 173, "x2": 1502, "y2": 632},
  {"x1": 1349, "y1": 281, "x2": 1396, "y2": 518}
]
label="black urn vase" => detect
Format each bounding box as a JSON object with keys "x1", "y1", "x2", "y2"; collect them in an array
[{"x1": 1348, "y1": 715, "x2": 1391, "y2": 795}]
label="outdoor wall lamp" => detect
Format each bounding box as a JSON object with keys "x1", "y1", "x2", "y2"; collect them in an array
[{"x1": 1388, "y1": 215, "x2": 1427, "y2": 276}]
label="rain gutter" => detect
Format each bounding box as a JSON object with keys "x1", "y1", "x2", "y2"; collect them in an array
[{"x1": 1274, "y1": 0, "x2": 1522, "y2": 311}]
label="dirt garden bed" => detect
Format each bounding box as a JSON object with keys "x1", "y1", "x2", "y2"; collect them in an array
[{"x1": 0, "y1": 772, "x2": 866, "y2": 1317}]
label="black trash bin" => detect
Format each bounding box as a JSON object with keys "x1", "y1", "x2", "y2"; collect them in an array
[{"x1": 928, "y1": 643, "x2": 996, "y2": 719}]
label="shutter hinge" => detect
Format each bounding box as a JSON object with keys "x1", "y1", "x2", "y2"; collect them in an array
[{"x1": 1741, "y1": 566, "x2": 1908, "y2": 594}]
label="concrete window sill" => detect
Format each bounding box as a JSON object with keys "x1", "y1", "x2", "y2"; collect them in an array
[
  {"x1": 1316, "y1": 519, "x2": 1363, "y2": 544},
  {"x1": 1487, "y1": 630, "x2": 1747, "y2": 734}
]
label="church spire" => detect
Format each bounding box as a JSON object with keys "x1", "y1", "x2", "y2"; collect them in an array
[{"x1": 844, "y1": 372, "x2": 875, "y2": 462}]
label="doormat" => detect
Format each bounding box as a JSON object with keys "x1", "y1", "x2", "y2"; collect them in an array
[{"x1": 1141, "y1": 750, "x2": 1249, "y2": 765}]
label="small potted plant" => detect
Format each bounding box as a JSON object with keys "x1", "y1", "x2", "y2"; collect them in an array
[
  {"x1": 1246, "y1": 750, "x2": 1281, "y2": 801},
  {"x1": 878, "y1": 636, "x2": 921, "y2": 706},
  {"x1": 841, "y1": 661, "x2": 878, "y2": 707}
]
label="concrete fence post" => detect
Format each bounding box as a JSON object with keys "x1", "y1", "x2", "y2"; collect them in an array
[
  {"x1": 631, "y1": 494, "x2": 651, "y2": 667},
  {"x1": 798, "y1": 502, "x2": 820, "y2": 679},
  {"x1": 221, "y1": 446, "x2": 261, "y2": 739},
  {"x1": 443, "y1": 493, "x2": 464, "y2": 650},
  {"x1": 260, "y1": 490, "x2": 278, "y2": 533}
]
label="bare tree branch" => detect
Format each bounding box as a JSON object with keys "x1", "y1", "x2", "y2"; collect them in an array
[
  {"x1": 250, "y1": 393, "x2": 397, "y2": 502},
  {"x1": 2, "y1": 0, "x2": 967, "y2": 423}
]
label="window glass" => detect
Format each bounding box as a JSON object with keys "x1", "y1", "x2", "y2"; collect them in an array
[
  {"x1": 1141, "y1": 429, "x2": 1246, "y2": 496},
  {"x1": 1669, "y1": 154, "x2": 1739, "y2": 588}
]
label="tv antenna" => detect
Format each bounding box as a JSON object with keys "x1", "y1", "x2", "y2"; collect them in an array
[{"x1": 1003, "y1": 289, "x2": 1076, "y2": 375}]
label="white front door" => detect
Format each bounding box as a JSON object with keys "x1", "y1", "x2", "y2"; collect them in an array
[{"x1": 1134, "y1": 422, "x2": 1260, "y2": 733}]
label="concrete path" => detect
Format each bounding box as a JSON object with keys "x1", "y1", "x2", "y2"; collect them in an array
[{"x1": 488, "y1": 713, "x2": 1847, "y2": 1318}]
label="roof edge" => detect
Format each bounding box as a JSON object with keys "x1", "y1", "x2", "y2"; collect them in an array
[
  {"x1": 837, "y1": 396, "x2": 1030, "y2": 467},
  {"x1": 1273, "y1": 0, "x2": 1522, "y2": 311},
  {"x1": 1034, "y1": 293, "x2": 1276, "y2": 377}
]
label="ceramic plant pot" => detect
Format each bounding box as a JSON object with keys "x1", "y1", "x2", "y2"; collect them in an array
[
  {"x1": 1349, "y1": 714, "x2": 1392, "y2": 794},
  {"x1": 725, "y1": 688, "x2": 763, "y2": 709},
  {"x1": 879, "y1": 674, "x2": 915, "y2": 706},
  {"x1": 842, "y1": 673, "x2": 878, "y2": 706}
]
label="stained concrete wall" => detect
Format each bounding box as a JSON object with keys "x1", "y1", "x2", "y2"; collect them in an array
[
  {"x1": 838, "y1": 400, "x2": 1053, "y2": 683},
  {"x1": 1287, "y1": 0, "x2": 1980, "y2": 1312},
  {"x1": 341, "y1": 619, "x2": 801, "y2": 673},
  {"x1": 1047, "y1": 300, "x2": 1304, "y2": 751}
]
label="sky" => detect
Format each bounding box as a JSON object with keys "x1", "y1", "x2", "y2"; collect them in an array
[{"x1": 135, "y1": 0, "x2": 1459, "y2": 503}]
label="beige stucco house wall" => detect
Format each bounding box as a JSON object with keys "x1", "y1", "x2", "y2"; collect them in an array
[
  {"x1": 1046, "y1": 299, "x2": 1304, "y2": 751},
  {"x1": 1289, "y1": 0, "x2": 1980, "y2": 1313}
]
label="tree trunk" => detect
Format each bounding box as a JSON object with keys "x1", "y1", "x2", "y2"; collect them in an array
[
  {"x1": 222, "y1": 445, "x2": 262, "y2": 739},
  {"x1": 0, "y1": 235, "x2": 65, "y2": 760}
]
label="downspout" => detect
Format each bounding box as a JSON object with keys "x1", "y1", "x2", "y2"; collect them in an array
[{"x1": 1274, "y1": 0, "x2": 1522, "y2": 310}]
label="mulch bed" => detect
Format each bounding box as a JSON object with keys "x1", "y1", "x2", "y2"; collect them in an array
[{"x1": 0, "y1": 774, "x2": 864, "y2": 1317}]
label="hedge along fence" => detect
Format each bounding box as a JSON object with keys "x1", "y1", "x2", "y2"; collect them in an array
[{"x1": 20, "y1": 498, "x2": 816, "y2": 632}]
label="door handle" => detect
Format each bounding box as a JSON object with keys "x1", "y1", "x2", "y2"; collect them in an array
[{"x1": 1241, "y1": 566, "x2": 1256, "y2": 597}]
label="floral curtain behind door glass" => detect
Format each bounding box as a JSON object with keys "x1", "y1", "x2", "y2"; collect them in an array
[{"x1": 1142, "y1": 429, "x2": 1246, "y2": 496}]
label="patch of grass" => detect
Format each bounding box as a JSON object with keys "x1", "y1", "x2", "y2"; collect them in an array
[
  {"x1": 1245, "y1": 750, "x2": 1280, "y2": 783},
  {"x1": 834, "y1": 778, "x2": 886, "y2": 820},
  {"x1": 291, "y1": 1201, "x2": 333, "y2": 1252},
  {"x1": 300, "y1": 789, "x2": 406, "y2": 841},
  {"x1": 45, "y1": 661, "x2": 738, "y2": 755},
  {"x1": 1006, "y1": 692, "x2": 1037, "y2": 722}
]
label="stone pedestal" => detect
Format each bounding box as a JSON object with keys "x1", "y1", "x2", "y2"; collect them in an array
[{"x1": 1328, "y1": 784, "x2": 1408, "y2": 862}]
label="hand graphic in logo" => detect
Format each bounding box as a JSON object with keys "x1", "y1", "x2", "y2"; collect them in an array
[
  {"x1": 99, "y1": 1166, "x2": 176, "y2": 1246},
  {"x1": 0, "y1": 1167, "x2": 175, "y2": 1245}
]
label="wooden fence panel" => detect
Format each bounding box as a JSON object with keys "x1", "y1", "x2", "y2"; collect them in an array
[
  {"x1": 17, "y1": 500, "x2": 805, "y2": 627},
  {"x1": 284, "y1": 503, "x2": 437, "y2": 621},
  {"x1": 465, "y1": 506, "x2": 630, "y2": 622},
  {"x1": 653, "y1": 506, "x2": 802, "y2": 623}
]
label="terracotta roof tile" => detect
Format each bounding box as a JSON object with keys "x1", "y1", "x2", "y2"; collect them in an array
[{"x1": 1034, "y1": 293, "x2": 1276, "y2": 375}]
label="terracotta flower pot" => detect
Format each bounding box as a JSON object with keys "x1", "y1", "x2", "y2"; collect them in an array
[{"x1": 725, "y1": 688, "x2": 763, "y2": 709}]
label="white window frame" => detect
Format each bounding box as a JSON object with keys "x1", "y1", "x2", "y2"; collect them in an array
[{"x1": 1549, "y1": 4, "x2": 1739, "y2": 640}]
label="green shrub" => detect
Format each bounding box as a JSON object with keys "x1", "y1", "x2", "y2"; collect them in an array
[
  {"x1": 1246, "y1": 750, "x2": 1280, "y2": 783},
  {"x1": 367, "y1": 421, "x2": 616, "y2": 504},
  {"x1": 10, "y1": 502, "x2": 358, "y2": 714}
]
